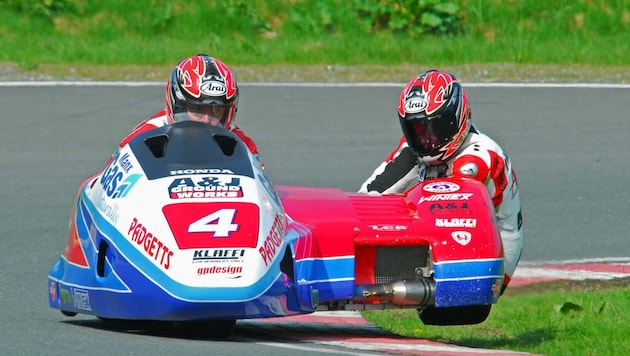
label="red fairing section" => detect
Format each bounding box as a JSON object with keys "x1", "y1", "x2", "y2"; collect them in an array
[
  {"x1": 162, "y1": 202, "x2": 260, "y2": 250},
  {"x1": 277, "y1": 177, "x2": 503, "y2": 279},
  {"x1": 62, "y1": 174, "x2": 100, "y2": 267},
  {"x1": 276, "y1": 186, "x2": 358, "y2": 260},
  {"x1": 405, "y1": 178, "x2": 503, "y2": 262}
]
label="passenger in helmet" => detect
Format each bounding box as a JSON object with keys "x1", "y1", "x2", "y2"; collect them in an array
[
  {"x1": 397, "y1": 70, "x2": 470, "y2": 165},
  {"x1": 117, "y1": 54, "x2": 258, "y2": 157},
  {"x1": 359, "y1": 70, "x2": 523, "y2": 293}
]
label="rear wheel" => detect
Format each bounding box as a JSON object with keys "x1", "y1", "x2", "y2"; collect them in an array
[{"x1": 418, "y1": 305, "x2": 491, "y2": 325}]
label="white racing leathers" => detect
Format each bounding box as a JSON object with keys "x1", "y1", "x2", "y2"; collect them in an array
[{"x1": 359, "y1": 125, "x2": 523, "y2": 286}]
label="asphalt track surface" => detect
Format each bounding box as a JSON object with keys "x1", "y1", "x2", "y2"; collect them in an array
[{"x1": 1, "y1": 82, "x2": 629, "y2": 355}]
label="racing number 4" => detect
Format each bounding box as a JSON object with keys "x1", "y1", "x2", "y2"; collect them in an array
[{"x1": 187, "y1": 208, "x2": 238, "y2": 237}]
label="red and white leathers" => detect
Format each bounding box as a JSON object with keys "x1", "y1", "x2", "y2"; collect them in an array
[
  {"x1": 359, "y1": 125, "x2": 523, "y2": 287},
  {"x1": 117, "y1": 109, "x2": 259, "y2": 157}
]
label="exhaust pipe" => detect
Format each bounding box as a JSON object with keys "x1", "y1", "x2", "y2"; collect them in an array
[{"x1": 354, "y1": 278, "x2": 435, "y2": 306}]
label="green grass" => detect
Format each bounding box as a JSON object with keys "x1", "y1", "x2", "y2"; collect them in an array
[
  {"x1": 2, "y1": 1, "x2": 630, "y2": 82},
  {"x1": 362, "y1": 279, "x2": 630, "y2": 355},
  {"x1": 1, "y1": 0, "x2": 630, "y2": 68}
]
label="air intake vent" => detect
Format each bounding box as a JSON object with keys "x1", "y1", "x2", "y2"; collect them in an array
[{"x1": 374, "y1": 246, "x2": 429, "y2": 284}]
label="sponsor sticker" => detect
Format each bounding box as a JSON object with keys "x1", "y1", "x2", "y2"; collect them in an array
[
  {"x1": 49, "y1": 281, "x2": 57, "y2": 301},
  {"x1": 451, "y1": 231, "x2": 472, "y2": 246},
  {"x1": 200, "y1": 81, "x2": 227, "y2": 96},
  {"x1": 73, "y1": 288, "x2": 92, "y2": 311},
  {"x1": 197, "y1": 265, "x2": 243, "y2": 276},
  {"x1": 192, "y1": 248, "x2": 246, "y2": 262},
  {"x1": 423, "y1": 181, "x2": 460, "y2": 193},
  {"x1": 435, "y1": 218, "x2": 477, "y2": 228},
  {"x1": 418, "y1": 193, "x2": 473, "y2": 204},
  {"x1": 100, "y1": 151, "x2": 141, "y2": 199},
  {"x1": 429, "y1": 202, "x2": 472, "y2": 216},
  {"x1": 368, "y1": 224, "x2": 408, "y2": 231},
  {"x1": 169, "y1": 168, "x2": 234, "y2": 176},
  {"x1": 259, "y1": 215, "x2": 284, "y2": 266},
  {"x1": 127, "y1": 218, "x2": 174, "y2": 269},
  {"x1": 168, "y1": 176, "x2": 243, "y2": 199}
]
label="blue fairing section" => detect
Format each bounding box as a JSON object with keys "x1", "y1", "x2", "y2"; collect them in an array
[
  {"x1": 50, "y1": 270, "x2": 294, "y2": 320},
  {"x1": 47, "y1": 196, "x2": 131, "y2": 293},
  {"x1": 48, "y1": 190, "x2": 317, "y2": 320},
  {"x1": 295, "y1": 257, "x2": 355, "y2": 301},
  {"x1": 433, "y1": 259, "x2": 504, "y2": 307}
]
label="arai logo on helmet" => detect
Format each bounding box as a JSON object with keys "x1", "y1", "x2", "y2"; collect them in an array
[
  {"x1": 200, "y1": 81, "x2": 227, "y2": 96},
  {"x1": 423, "y1": 181, "x2": 460, "y2": 193},
  {"x1": 404, "y1": 98, "x2": 427, "y2": 114}
]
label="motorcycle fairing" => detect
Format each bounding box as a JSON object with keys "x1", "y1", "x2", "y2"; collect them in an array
[
  {"x1": 278, "y1": 176, "x2": 505, "y2": 308},
  {"x1": 49, "y1": 121, "x2": 505, "y2": 323}
]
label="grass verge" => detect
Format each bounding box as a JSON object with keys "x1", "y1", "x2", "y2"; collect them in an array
[
  {"x1": 2, "y1": 1, "x2": 630, "y2": 83},
  {"x1": 362, "y1": 278, "x2": 630, "y2": 355}
]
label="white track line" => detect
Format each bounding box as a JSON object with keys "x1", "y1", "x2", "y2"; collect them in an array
[{"x1": 1, "y1": 81, "x2": 630, "y2": 88}]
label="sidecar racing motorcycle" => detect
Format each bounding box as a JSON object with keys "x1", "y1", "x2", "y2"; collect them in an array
[{"x1": 48, "y1": 121, "x2": 504, "y2": 336}]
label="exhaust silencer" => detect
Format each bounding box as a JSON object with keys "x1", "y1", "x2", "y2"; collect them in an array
[{"x1": 355, "y1": 278, "x2": 435, "y2": 306}]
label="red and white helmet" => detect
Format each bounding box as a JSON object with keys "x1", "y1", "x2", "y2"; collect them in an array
[
  {"x1": 398, "y1": 70, "x2": 471, "y2": 165},
  {"x1": 165, "y1": 54, "x2": 239, "y2": 128}
]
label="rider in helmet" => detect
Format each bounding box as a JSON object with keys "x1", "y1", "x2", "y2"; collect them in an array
[
  {"x1": 118, "y1": 54, "x2": 258, "y2": 157},
  {"x1": 359, "y1": 70, "x2": 523, "y2": 292}
]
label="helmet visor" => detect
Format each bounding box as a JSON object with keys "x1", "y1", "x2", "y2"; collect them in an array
[
  {"x1": 173, "y1": 103, "x2": 229, "y2": 127},
  {"x1": 400, "y1": 115, "x2": 459, "y2": 156}
]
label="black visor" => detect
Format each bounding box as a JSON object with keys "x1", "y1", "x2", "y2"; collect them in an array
[{"x1": 400, "y1": 114, "x2": 459, "y2": 156}]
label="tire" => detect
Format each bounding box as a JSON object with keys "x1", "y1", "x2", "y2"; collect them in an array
[{"x1": 418, "y1": 305, "x2": 492, "y2": 325}]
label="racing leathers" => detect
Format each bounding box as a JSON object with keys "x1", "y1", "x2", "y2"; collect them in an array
[
  {"x1": 117, "y1": 109, "x2": 259, "y2": 157},
  {"x1": 359, "y1": 125, "x2": 523, "y2": 287}
]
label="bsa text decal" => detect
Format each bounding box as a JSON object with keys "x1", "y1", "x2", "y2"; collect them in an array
[
  {"x1": 435, "y1": 218, "x2": 477, "y2": 228},
  {"x1": 423, "y1": 181, "x2": 460, "y2": 193},
  {"x1": 128, "y1": 218, "x2": 174, "y2": 269},
  {"x1": 168, "y1": 176, "x2": 243, "y2": 199}
]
